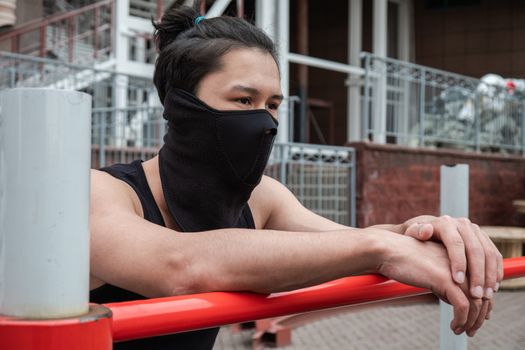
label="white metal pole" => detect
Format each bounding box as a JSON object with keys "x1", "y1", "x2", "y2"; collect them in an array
[
  {"x1": 348, "y1": 0, "x2": 363, "y2": 142},
  {"x1": 373, "y1": 0, "x2": 387, "y2": 144},
  {"x1": 277, "y1": 0, "x2": 290, "y2": 143},
  {"x1": 440, "y1": 164, "x2": 468, "y2": 350},
  {"x1": 256, "y1": 0, "x2": 277, "y2": 40},
  {"x1": 0, "y1": 88, "x2": 92, "y2": 319}
]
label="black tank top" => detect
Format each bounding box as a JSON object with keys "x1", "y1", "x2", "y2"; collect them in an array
[{"x1": 90, "y1": 160, "x2": 256, "y2": 349}]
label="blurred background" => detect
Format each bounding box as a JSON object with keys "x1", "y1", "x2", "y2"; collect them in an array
[{"x1": 0, "y1": 0, "x2": 524, "y2": 348}]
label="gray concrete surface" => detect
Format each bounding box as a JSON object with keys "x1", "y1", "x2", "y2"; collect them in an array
[{"x1": 214, "y1": 291, "x2": 525, "y2": 350}]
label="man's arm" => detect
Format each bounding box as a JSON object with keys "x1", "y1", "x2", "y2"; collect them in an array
[
  {"x1": 257, "y1": 175, "x2": 502, "y2": 300},
  {"x1": 90, "y1": 170, "x2": 478, "y2": 335}
]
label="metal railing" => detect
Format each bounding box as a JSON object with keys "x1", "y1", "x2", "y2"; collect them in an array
[
  {"x1": 362, "y1": 53, "x2": 525, "y2": 154},
  {"x1": 106, "y1": 257, "x2": 525, "y2": 342},
  {"x1": 0, "y1": 51, "x2": 159, "y2": 108},
  {"x1": 0, "y1": 0, "x2": 113, "y2": 65}
]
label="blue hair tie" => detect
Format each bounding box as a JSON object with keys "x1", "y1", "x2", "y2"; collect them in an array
[{"x1": 194, "y1": 16, "x2": 205, "y2": 25}]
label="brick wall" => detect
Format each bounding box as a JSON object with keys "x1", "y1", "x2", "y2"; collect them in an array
[{"x1": 349, "y1": 142, "x2": 525, "y2": 228}]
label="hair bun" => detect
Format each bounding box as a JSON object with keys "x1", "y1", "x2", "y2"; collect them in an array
[{"x1": 152, "y1": 5, "x2": 199, "y2": 52}]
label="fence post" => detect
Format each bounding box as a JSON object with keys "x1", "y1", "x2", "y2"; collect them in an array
[
  {"x1": 522, "y1": 101, "x2": 525, "y2": 156},
  {"x1": 350, "y1": 149, "x2": 356, "y2": 227},
  {"x1": 475, "y1": 94, "x2": 481, "y2": 152},
  {"x1": 439, "y1": 164, "x2": 468, "y2": 350},
  {"x1": 362, "y1": 54, "x2": 371, "y2": 141},
  {"x1": 279, "y1": 143, "x2": 287, "y2": 185},
  {"x1": 418, "y1": 68, "x2": 426, "y2": 146},
  {"x1": 100, "y1": 110, "x2": 106, "y2": 167}
]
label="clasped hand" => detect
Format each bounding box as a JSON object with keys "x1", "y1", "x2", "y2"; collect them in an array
[{"x1": 379, "y1": 215, "x2": 503, "y2": 336}]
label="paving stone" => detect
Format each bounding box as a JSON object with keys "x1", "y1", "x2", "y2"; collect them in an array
[{"x1": 214, "y1": 291, "x2": 525, "y2": 350}]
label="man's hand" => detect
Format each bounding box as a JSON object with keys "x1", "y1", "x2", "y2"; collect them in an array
[
  {"x1": 401, "y1": 215, "x2": 504, "y2": 302},
  {"x1": 373, "y1": 229, "x2": 491, "y2": 336}
]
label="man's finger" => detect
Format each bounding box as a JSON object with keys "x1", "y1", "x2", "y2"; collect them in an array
[
  {"x1": 467, "y1": 299, "x2": 490, "y2": 337},
  {"x1": 473, "y1": 224, "x2": 497, "y2": 298},
  {"x1": 434, "y1": 216, "x2": 467, "y2": 284},
  {"x1": 404, "y1": 222, "x2": 433, "y2": 241},
  {"x1": 446, "y1": 284, "x2": 470, "y2": 333},
  {"x1": 455, "y1": 218, "x2": 486, "y2": 298}
]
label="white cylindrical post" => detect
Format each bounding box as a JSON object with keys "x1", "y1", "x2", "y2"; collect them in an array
[
  {"x1": 372, "y1": 0, "x2": 387, "y2": 144},
  {"x1": 347, "y1": 0, "x2": 362, "y2": 142},
  {"x1": 440, "y1": 164, "x2": 468, "y2": 350},
  {"x1": 0, "y1": 88, "x2": 92, "y2": 319}
]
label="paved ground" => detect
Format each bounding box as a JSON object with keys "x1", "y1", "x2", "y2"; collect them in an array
[{"x1": 213, "y1": 290, "x2": 525, "y2": 350}]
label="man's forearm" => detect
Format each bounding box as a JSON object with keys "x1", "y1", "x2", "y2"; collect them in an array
[{"x1": 175, "y1": 228, "x2": 387, "y2": 295}]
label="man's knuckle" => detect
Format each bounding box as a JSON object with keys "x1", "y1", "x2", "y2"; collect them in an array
[
  {"x1": 459, "y1": 217, "x2": 471, "y2": 225},
  {"x1": 458, "y1": 300, "x2": 469, "y2": 313},
  {"x1": 450, "y1": 238, "x2": 465, "y2": 248}
]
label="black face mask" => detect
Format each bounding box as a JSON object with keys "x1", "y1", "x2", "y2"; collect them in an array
[{"x1": 158, "y1": 88, "x2": 278, "y2": 232}]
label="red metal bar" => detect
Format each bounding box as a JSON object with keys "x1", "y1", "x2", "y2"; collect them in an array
[
  {"x1": 107, "y1": 257, "x2": 525, "y2": 342},
  {"x1": 0, "y1": 305, "x2": 112, "y2": 350}
]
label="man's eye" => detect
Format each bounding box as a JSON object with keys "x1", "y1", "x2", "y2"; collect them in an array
[
  {"x1": 267, "y1": 103, "x2": 279, "y2": 110},
  {"x1": 237, "y1": 97, "x2": 251, "y2": 105}
]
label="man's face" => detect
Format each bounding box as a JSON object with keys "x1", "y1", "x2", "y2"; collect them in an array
[{"x1": 195, "y1": 48, "x2": 283, "y2": 119}]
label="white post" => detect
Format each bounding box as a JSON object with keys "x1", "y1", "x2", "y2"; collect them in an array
[
  {"x1": 397, "y1": 0, "x2": 411, "y2": 145},
  {"x1": 0, "y1": 88, "x2": 91, "y2": 319},
  {"x1": 440, "y1": 164, "x2": 468, "y2": 350},
  {"x1": 256, "y1": 0, "x2": 277, "y2": 40},
  {"x1": 276, "y1": 0, "x2": 290, "y2": 143},
  {"x1": 373, "y1": 0, "x2": 387, "y2": 144},
  {"x1": 347, "y1": 0, "x2": 362, "y2": 142}
]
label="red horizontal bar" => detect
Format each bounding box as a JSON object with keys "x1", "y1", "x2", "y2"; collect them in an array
[{"x1": 107, "y1": 257, "x2": 525, "y2": 342}]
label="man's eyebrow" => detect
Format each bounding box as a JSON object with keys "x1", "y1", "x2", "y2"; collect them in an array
[{"x1": 231, "y1": 85, "x2": 284, "y2": 101}]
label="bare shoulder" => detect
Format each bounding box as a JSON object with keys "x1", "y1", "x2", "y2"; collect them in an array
[
  {"x1": 90, "y1": 169, "x2": 142, "y2": 216},
  {"x1": 249, "y1": 175, "x2": 292, "y2": 229}
]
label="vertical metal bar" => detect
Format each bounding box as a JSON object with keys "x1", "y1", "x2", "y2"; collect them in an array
[
  {"x1": 236, "y1": 0, "x2": 244, "y2": 17},
  {"x1": 440, "y1": 164, "x2": 469, "y2": 350},
  {"x1": 100, "y1": 110, "x2": 106, "y2": 168},
  {"x1": 279, "y1": 143, "x2": 287, "y2": 185},
  {"x1": 94, "y1": 6, "x2": 100, "y2": 59},
  {"x1": 110, "y1": 0, "x2": 115, "y2": 56},
  {"x1": 157, "y1": 0, "x2": 164, "y2": 19},
  {"x1": 350, "y1": 150, "x2": 356, "y2": 227},
  {"x1": 362, "y1": 54, "x2": 371, "y2": 141},
  {"x1": 418, "y1": 68, "x2": 426, "y2": 146},
  {"x1": 317, "y1": 147, "x2": 322, "y2": 217},
  {"x1": 522, "y1": 101, "x2": 525, "y2": 156},
  {"x1": 475, "y1": 94, "x2": 481, "y2": 152},
  {"x1": 39, "y1": 26, "x2": 46, "y2": 58},
  {"x1": 68, "y1": 17, "x2": 75, "y2": 63}
]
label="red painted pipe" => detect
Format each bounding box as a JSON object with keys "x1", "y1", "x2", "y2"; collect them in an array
[{"x1": 107, "y1": 257, "x2": 525, "y2": 342}]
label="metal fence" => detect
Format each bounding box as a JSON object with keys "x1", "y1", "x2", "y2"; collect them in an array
[
  {"x1": 362, "y1": 52, "x2": 525, "y2": 154},
  {"x1": 265, "y1": 143, "x2": 356, "y2": 227}
]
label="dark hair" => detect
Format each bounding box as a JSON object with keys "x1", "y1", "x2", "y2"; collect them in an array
[{"x1": 152, "y1": 4, "x2": 278, "y2": 105}]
